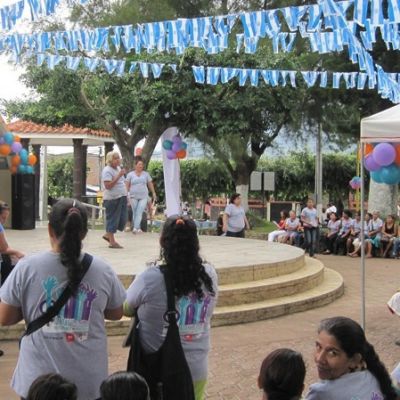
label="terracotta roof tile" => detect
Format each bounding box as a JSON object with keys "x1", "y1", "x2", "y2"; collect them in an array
[{"x1": 7, "y1": 120, "x2": 113, "y2": 139}]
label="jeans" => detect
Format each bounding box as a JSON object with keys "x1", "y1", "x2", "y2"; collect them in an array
[
  {"x1": 393, "y1": 238, "x2": 400, "y2": 257},
  {"x1": 304, "y1": 227, "x2": 317, "y2": 257},
  {"x1": 131, "y1": 197, "x2": 148, "y2": 230}
]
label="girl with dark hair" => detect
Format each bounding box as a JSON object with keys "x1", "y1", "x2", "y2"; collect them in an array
[
  {"x1": 100, "y1": 371, "x2": 150, "y2": 400},
  {"x1": 323, "y1": 212, "x2": 340, "y2": 255},
  {"x1": 26, "y1": 373, "x2": 77, "y2": 400},
  {"x1": 306, "y1": 316, "x2": 397, "y2": 400},
  {"x1": 125, "y1": 216, "x2": 218, "y2": 400},
  {"x1": 223, "y1": 193, "x2": 250, "y2": 238},
  {"x1": 258, "y1": 348, "x2": 305, "y2": 400},
  {"x1": 0, "y1": 199, "x2": 126, "y2": 400}
]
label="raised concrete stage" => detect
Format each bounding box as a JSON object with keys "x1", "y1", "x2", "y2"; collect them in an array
[{"x1": 0, "y1": 228, "x2": 344, "y2": 338}]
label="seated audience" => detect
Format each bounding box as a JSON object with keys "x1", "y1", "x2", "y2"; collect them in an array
[
  {"x1": 392, "y1": 227, "x2": 400, "y2": 259},
  {"x1": 258, "y1": 348, "x2": 305, "y2": 400},
  {"x1": 268, "y1": 211, "x2": 288, "y2": 242},
  {"x1": 366, "y1": 211, "x2": 384, "y2": 258},
  {"x1": 349, "y1": 213, "x2": 372, "y2": 257},
  {"x1": 333, "y1": 210, "x2": 353, "y2": 255},
  {"x1": 26, "y1": 373, "x2": 77, "y2": 400},
  {"x1": 322, "y1": 212, "x2": 340, "y2": 255},
  {"x1": 282, "y1": 210, "x2": 300, "y2": 245},
  {"x1": 100, "y1": 371, "x2": 150, "y2": 400},
  {"x1": 380, "y1": 215, "x2": 397, "y2": 258},
  {"x1": 346, "y1": 212, "x2": 361, "y2": 255},
  {"x1": 306, "y1": 316, "x2": 396, "y2": 400}
]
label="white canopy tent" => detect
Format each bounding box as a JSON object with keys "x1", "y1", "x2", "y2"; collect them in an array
[{"x1": 359, "y1": 104, "x2": 400, "y2": 328}]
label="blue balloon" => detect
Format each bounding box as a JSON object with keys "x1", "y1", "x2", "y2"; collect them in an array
[
  {"x1": 162, "y1": 140, "x2": 173, "y2": 150},
  {"x1": 3, "y1": 132, "x2": 14, "y2": 145},
  {"x1": 18, "y1": 165, "x2": 27, "y2": 174},
  {"x1": 19, "y1": 148, "x2": 28, "y2": 164},
  {"x1": 26, "y1": 165, "x2": 34, "y2": 174},
  {"x1": 180, "y1": 142, "x2": 188, "y2": 150},
  {"x1": 380, "y1": 164, "x2": 400, "y2": 185},
  {"x1": 371, "y1": 170, "x2": 383, "y2": 183}
]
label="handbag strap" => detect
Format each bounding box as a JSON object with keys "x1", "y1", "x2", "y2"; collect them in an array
[
  {"x1": 23, "y1": 253, "x2": 93, "y2": 338},
  {"x1": 162, "y1": 269, "x2": 178, "y2": 324}
]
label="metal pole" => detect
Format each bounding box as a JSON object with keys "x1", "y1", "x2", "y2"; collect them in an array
[
  {"x1": 360, "y1": 143, "x2": 366, "y2": 329},
  {"x1": 315, "y1": 123, "x2": 323, "y2": 219}
]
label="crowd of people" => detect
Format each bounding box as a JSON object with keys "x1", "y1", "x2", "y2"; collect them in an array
[{"x1": 267, "y1": 199, "x2": 400, "y2": 259}]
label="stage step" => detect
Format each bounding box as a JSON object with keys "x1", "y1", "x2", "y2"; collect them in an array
[
  {"x1": 212, "y1": 268, "x2": 344, "y2": 327},
  {"x1": 217, "y1": 258, "x2": 324, "y2": 306}
]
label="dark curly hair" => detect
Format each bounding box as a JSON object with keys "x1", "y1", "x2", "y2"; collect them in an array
[
  {"x1": 48, "y1": 198, "x2": 88, "y2": 295},
  {"x1": 159, "y1": 216, "x2": 215, "y2": 299},
  {"x1": 319, "y1": 317, "x2": 397, "y2": 400}
]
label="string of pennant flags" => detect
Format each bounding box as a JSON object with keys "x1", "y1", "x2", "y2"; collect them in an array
[
  {"x1": 33, "y1": 51, "x2": 400, "y2": 91},
  {"x1": 1, "y1": 0, "x2": 400, "y2": 103}
]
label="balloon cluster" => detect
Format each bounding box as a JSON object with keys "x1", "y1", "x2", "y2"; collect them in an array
[
  {"x1": 349, "y1": 176, "x2": 361, "y2": 190},
  {"x1": 364, "y1": 143, "x2": 400, "y2": 185},
  {"x1": 0, "y1": 132, "x2": 37, "y2": 174},
  {"x1": 162, "y1": 135, "x2": 187, "y2": 160}
]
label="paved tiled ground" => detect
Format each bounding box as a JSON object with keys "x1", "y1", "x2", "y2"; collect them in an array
[{"x1": 1, "y1": 254, "x2": 400, "y2": 399}]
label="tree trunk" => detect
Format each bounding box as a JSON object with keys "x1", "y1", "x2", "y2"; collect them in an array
[
  {"x1": 368, "y1": 179, "x2": 398, "y2": 216},
  {"x1": 235, "y1": 166, "x2": 251, "y2": 211}
]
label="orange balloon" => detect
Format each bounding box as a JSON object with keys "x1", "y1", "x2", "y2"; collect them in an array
[
  {"x1": 395, "y1": 144, "x2": 400, "y2": 166},
  {"x1": 14, "y1": 135, "x2": 21, "y2": 142},
  {"x1": 365, "y1": 143, "x2": 374, "y2": 156},
  {"x1": 0, "y1": 144, "x2": 11, "y2": 156},
  {"x1": 28, "y1": 154, "x2": 37, "y2": 166},
  {"x1": 9, "y1": 165, "x2": 18, "y2": 174},
  {"x1": 176, "y1": 149, "x2": 187, "y2": 159},
  {"x1": 11, "y1": 155, "x2": 21, "y2": 166}
]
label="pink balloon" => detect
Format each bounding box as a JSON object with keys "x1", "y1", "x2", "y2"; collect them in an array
[
  {"x1": 166, "y1": 150, "x2": 176, "y2": 160},
  {"x1": 11, "y1": 142, "x2": 22, "y2": 154}
]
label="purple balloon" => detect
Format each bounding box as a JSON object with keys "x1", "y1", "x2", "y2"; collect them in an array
[
  {"x1": 172, "y1": 142, "x2": 181, "y2": 152},
  {"x1": 166, "y1": 150, "x2": 176, "y2": 160},
  {"x1": 11, "y1": 142, "x2": 22, "y2": 154},
  {"x1": 172, "y1": 135, "x2": 182, "y2": 144},
  {"x1": 0, "y1": 137, "x2": 4, "y2": 145},
  {"x1": 372, "y1": 143, "x2": 396, "y2": 166},
  {"x1": 364, "y1": 155, "x2": 380, "y2": 172}
]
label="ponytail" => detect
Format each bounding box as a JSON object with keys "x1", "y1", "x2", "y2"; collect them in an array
[
  {"x1": 49, "y1": 199, "x2": 88, "y2": 294},
  {"x1": 364, "y1": 342, "x2": 397, "y2": 400}
]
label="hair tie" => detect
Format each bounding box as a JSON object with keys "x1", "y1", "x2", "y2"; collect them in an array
[
  {"x1": 68, "y1": 207, "x2": 80, "y2": 216},
  {"x1": 176, "y1": 218, "x2": 185, "y2": 225}
]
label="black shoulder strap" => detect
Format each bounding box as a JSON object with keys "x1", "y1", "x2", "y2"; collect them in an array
[
  {"x1": 23, "y1": 253, "x2": 93, "y2": 339},
  {"x1": 162, "y1": 269, "x2": 178, "y2": 323}
]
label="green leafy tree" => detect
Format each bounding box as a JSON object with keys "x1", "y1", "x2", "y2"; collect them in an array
[{"x1": 47, "y1": 156, "x2": 74, "y2": 198}]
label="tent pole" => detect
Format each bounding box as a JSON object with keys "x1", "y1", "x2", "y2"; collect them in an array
[{"x1": 360, "y1": 142, "x2": 366, "y2": 330}]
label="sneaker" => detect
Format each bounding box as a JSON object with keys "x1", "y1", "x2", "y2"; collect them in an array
[
  {"x1": 132, "y1": 229, "x2": 138, "y2": 234},
  {"x1": 137, "y1": 229, "x2": 143, "y2": 234}
]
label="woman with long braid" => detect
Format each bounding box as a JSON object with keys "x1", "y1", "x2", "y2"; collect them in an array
[
  {"x1": 307, "y1": 316, "x2": 397, "y2": 400},
  {"x1": 125, "y1": 215, "x2": 218, "y2": 400},
  {"x1": 0, "y1": 199, "x2": 126, "y2": 400}
]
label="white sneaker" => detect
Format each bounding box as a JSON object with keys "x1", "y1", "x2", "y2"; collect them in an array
[
  {"x1": 132, "y1": 229, "x2": 138, "y2": 234},
  {"x1": 137, "y1": 229, "x2": 143, "y2": 234}
]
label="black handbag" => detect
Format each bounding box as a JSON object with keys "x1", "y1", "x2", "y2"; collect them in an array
[
  {"x1": 127, "y1": 269, "x2": 195, "y2": 400},
  {"x1": 20, "y1": 253, "x2": 93, "y2": 345}
]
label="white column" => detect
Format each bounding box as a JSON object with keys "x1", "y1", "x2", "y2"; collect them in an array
[{"x1": 162, "y1": 127, "x2": 181, "y2": 217}]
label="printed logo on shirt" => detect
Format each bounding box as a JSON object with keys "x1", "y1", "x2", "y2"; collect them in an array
[
  {"x1": 40, "y1": 276, "x2": 98, "y2": 342},
  {"x1": 351, "y1": 393, "x2": 383, "y2": 400},
  {"x1": 175, "y1": 294, "x2": 212, "y2": 340}
]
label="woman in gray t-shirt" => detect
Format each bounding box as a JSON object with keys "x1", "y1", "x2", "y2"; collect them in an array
[
  {"x1": 306, "y1": 316, "x2": 396, "y2": 400},
  {"x1": 223, "y1": 193, "x2": 250, "y2": 238},
  {"x1": 125, "y1": 216, "x2": 218, "y2": 400},
  {"x1": 0, "y1": 199, "x2": 126, "y2": 400}
]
